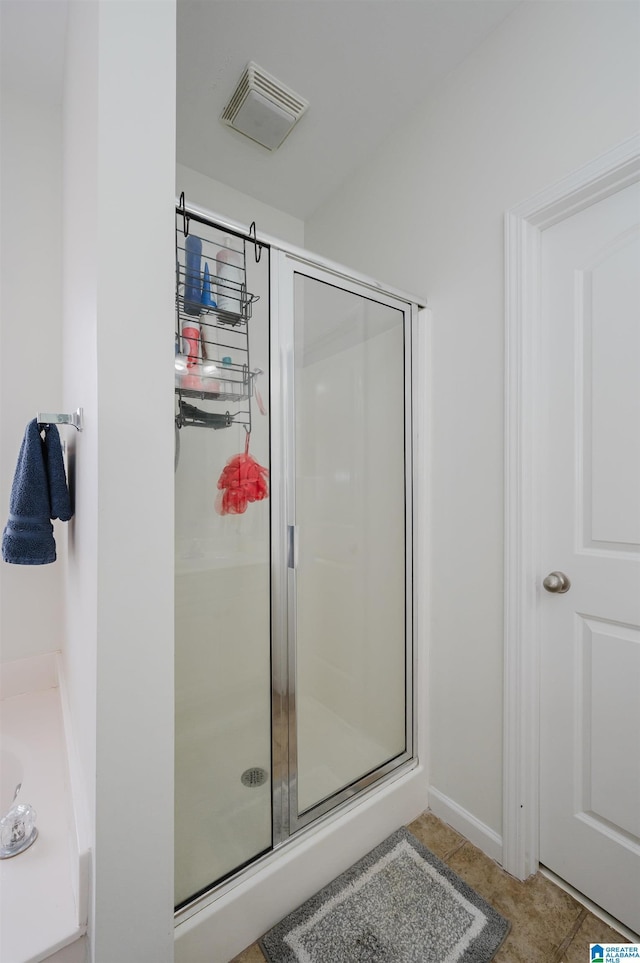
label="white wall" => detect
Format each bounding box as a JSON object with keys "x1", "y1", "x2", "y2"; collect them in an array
[
  {"x1": 177, "y1": 163, "x2": 305, "y2": 246},
  {"x1": 63, "y1": 2, "x2": 176, "y2": 961},
  {"x1": 305, "y1": 0, "x2": 640, "y2": 842},
  {"x1": 0, "y1": 82, "x2": 65, "y2": 663}
]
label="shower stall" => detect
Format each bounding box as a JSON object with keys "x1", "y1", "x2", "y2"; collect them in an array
[{"x1": 174, "y1": 201, "x2": 426, "y2": 946}]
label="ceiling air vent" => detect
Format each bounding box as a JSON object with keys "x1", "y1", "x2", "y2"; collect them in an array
[{"x1": 221, "y1": 62, "x2": 309, "y2": 151}]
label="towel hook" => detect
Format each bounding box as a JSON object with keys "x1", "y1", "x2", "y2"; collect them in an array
[{"x1": 37, "y1": 408, "x2": 84, "y2": 432}]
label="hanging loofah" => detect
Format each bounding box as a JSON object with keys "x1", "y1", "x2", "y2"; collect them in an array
[{"x1": 216, "y1": 432, "x2": 269, "y2": 515}]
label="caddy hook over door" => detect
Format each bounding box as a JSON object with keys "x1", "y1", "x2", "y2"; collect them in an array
[{"x1": 543, "y1": 571, "x2": 571, "y2": 594}]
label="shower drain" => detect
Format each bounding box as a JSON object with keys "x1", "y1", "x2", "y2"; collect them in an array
[{"x1": 241, "y1": 767, "x2": 268, "y2": 788}]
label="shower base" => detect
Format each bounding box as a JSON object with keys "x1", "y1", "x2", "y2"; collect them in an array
[{"x1": 174, "y1": 759, "x2": 426, "y2": 963}]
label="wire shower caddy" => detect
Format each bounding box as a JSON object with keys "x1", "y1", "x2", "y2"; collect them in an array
[{"x1": 175, "y1": 197, "x2": 260, "y2": 432}]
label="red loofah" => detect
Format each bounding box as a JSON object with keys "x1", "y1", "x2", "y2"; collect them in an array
[{"x1": 216, "y1": 441, "x2": 269, "y2": 516}]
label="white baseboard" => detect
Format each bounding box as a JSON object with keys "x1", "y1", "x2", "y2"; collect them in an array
[{"x1": 428, "y1": 786, "x2": 503, "y2": 864}]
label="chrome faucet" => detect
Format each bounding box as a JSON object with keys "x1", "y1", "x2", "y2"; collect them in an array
[{"x1": 0, "y1": 783, "x2": 38, "y2": 858}]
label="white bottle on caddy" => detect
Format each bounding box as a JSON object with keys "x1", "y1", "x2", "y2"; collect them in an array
[{"x1": 215, "y1": 237, "x2": 243, "y2": 316}]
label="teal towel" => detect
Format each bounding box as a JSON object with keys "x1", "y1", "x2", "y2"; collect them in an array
[{"x1": 2, "y1": 420, "x2": 73, "y2": 565}]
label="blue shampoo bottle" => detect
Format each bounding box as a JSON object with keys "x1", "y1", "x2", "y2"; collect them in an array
[
  {"x1": 184, "y1": 234, "x2": 203, "y2": 316},
  {"x1": 201, "y1": 262, "x2": 217, "y2": 309}
]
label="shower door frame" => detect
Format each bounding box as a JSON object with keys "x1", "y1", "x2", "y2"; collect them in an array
[
  {"x1": 173, "y1": 198, "x2": 426, "y2": 925},
  {"x1": 270, "y1": 248, "x2": 418, "y2": 845}
]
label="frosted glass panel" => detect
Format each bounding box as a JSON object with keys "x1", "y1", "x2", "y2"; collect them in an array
[{"x1": 294, "y1": 275, "x2": 407, "y2": 815}]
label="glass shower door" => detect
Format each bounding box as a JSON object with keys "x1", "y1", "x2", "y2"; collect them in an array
[
  {"x1": 273, "y1": 255, "x2": 414, "y2": 834},
  {"x1": 174, "y1": 211, "x2": 418, "y2": 913},
  {"x1": 174, "y1": 217, "x2": 272, "y2": 908}
]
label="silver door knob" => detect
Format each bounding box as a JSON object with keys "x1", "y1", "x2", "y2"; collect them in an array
[{"x1": 543, "y1": 571, "x2": 571, "y2": 594}]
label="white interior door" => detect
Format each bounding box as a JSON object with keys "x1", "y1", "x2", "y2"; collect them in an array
[{"x1": 539, "y1": 181, "x2": 640, "y2": 932}]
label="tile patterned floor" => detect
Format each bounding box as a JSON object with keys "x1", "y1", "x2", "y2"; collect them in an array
[{"x1": 231, "y1": 811, "x2": 632, "y2": 963}]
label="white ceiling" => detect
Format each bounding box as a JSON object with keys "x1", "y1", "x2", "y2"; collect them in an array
[
  {"x1": 2, "y1": 0, "x2": 519, "y2": 222},
  {"x1": 177, "y1": 0, "x2": 519, "y2": 219}
]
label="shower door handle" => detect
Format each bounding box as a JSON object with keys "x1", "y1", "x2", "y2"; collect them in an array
[{"x1": 287, "y1": 525, "x2": 298, "y2": 569}]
